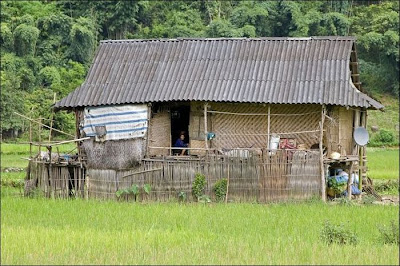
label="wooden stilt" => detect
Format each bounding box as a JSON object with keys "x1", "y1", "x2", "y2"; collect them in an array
[
  {"x1": 267, "y1": 104, "x2": 271, "y2": 149},
  {"x1": 319, "y1": 105, "x2": 326, "y2": 202},
  {"x1": 48, "y1": 93, "x2": 56, "y2": 142},
  {"x1": 204, "y1": 103, "x2": 208, "y2": 150}
]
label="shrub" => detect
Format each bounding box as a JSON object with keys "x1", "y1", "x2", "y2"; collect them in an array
[
  {"x1": 178, "y1": 191, "x2": 187, "y2": 202},
  {"x1": 371, "y1": 129, "x2": 395, "y2": 145},
  {"x1": 377, "y1": 220, "x2": 399, "y2": 245},
  {"x1": 115, "y1": 184, "x2": 140, "y2": 201},
  {"x1": 320, "y1": 220, "x2": 358, "y2": 245},
  {"x1": 213, "y1": 178, "x2": 227, "y2": 202},
  {"x1": 192, "y1": 173, "x2": 206, "y2": 201}
]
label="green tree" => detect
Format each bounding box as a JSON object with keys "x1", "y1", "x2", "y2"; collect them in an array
[
  {"x1": 13, "y1": 23, "x2": 40, "y2": 56},
  {"x1": 68, "y1": 17, "x2": 96, "y2": 64}
]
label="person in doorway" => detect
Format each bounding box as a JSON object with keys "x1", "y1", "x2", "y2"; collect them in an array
[{"x1": 174, "y1": 132, "x2": 188, "y2": 155}]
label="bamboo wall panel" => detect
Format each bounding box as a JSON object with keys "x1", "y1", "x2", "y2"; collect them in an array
[
  {"x1": 325, "y1": 106, "x2": 340, "y2": 154},
  {"x1": 338, "y1": 107, "x2": 354, "y2": 156},
  {"x1": 206, "y1": 102, "x2": 320, "y2": 150},
  {"x1": 149, "y1": 110, "x2": 171, "y2": 156}
]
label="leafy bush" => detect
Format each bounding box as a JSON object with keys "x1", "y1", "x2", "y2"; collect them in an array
[
  {"x1": 213, "y1": 178, "x2": 227, "y2": 202},
  {"x1": 320, "y1": 220, "x2": 358, "y2": 245},
  {"x1": 377, "y1": 220, "x2": 399, "y2": 245},
  {"x1": 178, "y1": 191, "x2": 187, "y2": 202},
  {"x1": 371, "y1": 129, "x2": 395, "y2": 145},
  {"x1": 116, "y1": 184, "x2": 140, "y2": 201},
  {"x1": 192, "y1": 173, "x2": 206, "y2": 201},
  {"x1": 143, "y1": 184, "x2": 151, "y2": 195}
]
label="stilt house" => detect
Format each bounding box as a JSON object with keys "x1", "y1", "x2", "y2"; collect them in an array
[{"x1": 28, "y1": 37, "x2": 384, "y2": 202}]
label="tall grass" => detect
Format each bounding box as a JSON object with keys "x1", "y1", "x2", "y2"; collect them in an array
[{"x1": 1, "y1": 197, "x2": 398, "y2": 265}]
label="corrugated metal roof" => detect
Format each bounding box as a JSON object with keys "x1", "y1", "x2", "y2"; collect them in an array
[{"x1": 55, "y1": 37, "x2": 383, "y2": 110}]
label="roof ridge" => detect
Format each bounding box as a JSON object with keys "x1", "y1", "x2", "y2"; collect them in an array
[{"x1": 100, "y1": 36, "x2": 356, "y2": 43}]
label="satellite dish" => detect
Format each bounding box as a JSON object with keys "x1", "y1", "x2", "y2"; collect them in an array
[{"x1": 354, "y1": 127, "x2": 369, "y2": 146}]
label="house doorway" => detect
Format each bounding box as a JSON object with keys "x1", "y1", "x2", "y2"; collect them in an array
[{"x1": 170, "y1": 105, "x2": 190, "y2": 154}]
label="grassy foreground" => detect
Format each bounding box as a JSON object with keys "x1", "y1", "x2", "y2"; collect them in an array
[{"x1": 1, "y1": 195, "x2": 398, "y2": 265}]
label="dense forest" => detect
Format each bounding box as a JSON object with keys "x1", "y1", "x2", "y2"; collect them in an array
[{"x1": 1, "y1": 0, "x2": 398, "y2": 139}]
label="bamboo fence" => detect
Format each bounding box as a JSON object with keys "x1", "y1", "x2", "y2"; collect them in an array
[{"x1": 27, "y1": 149, "x2": 320, "y2": 202}]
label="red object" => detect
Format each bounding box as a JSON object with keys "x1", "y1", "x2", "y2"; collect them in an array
[{"x1": 279, "y1": 138, "x2": 296, "y2": 149}]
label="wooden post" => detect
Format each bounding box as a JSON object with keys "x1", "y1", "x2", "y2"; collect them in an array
[
  {"x1": 204, "y1": 103, "x2": 208, "y2": 150},
  {"x1": 38, "y1": 118, "x2": 42, "y2": 155},
  {"x1": 29, "y1": 119, "x2": 32, "y2": 157},
  {"x1": 359, "y1": 109, "x2": 367, "y2": 192},
  {"x1": 352, "y1": 109, "x2": 361, "y2": 155},
  {"x1": 74, "y1": 110, "x2": 83, "y2": 169},
  {"x1": 48, "y1": 93, "x2": 57, "y2": 142},
  {"x1": 146, "y1": 103, "x2": 152, "y2": 157},
  {"x1": 267, "y1": 104, "x2": 271, "y2": 149},
  {"x1": 347, "y1": 162, "x2": 353, "y2": 200},
  {"x1": 225, "y1": 158, "x2": 230, "y2": 204},
  {"x1": 319, "y1": 105, "x2": 326, "y2": 202},
  {"x1": 48, "y1": 145, "x2": 54, "y2": 199}
]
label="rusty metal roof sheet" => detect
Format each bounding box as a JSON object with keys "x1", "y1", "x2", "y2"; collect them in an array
[{"x1": 55, "y1": 37, "x2": 383, "y2": 110}]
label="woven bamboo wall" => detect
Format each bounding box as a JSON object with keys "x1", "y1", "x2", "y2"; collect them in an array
[
  {"x1": 338, "y1": 107, "x2": 354, "y2": 156},
  {"x1": 148, "y1": 109, "x2": 171, "y2": 156},
  {"x1": 324, "y1": 106, "x2": 355, "y2": 156},
  {"x1": 193, "y1": 102, "x2": 321, "y2": 150}
]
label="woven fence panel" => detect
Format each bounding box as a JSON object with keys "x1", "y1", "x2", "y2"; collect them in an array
[
  {"x1": 210, "y1": 103, "x2": 321, "y2": 150},
  {"x1": 210, "y1": 102, "x2": 268, "y2": 149},
  {"x1": 270, "y1": 104, "x2": 320, "y2": 148}
]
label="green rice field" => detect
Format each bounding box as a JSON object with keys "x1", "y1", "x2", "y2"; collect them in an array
[
  {"x1": 1, "y1": 195, "x2": 398, "y2": 265},
  {"x1": 1, "y1": 143, "x2": 398, "y2": 264},
  {"x1": 367, "y1": 148, "x2": 399, "y2": 180}
]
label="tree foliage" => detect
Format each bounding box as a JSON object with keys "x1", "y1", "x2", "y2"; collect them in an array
[{"x1": 0, "y1": 0, "x2": 398, "y2": 138}]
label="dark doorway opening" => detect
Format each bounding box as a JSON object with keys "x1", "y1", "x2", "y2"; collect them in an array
[{"x1": 171, "y1": 105, "x2": 190, "y2": 154}]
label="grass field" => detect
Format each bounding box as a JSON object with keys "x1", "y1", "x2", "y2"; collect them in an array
[
  {"x1": 367, "y1": 148, "x2": 399, "y2": 180},
  {"x1": 1, "y1": 143, "x2": 399, "y2": 264},
  {"x1": 1, "y1": 195, "x2": 398, "y2": 265}
]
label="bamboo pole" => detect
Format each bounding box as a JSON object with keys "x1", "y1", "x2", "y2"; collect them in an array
[
  {"x1": 14, "y1": 112, "x2": 74, "y2": 137},
  {"x1": 48, "y1": 145, "x2": 54, "y2": 199},
  {"x1": 38, "y1": 118, "x2": 42, "y2": 155},
  {"x1": 225, "y1": 158, "x2": 230, "y2": 204},
  {"x1": 347, "y1": 162, "x2": 353, "y2": 200},
  {"x1": 48, "y1": 93, "x2": 57, "y2": 142},
  {"x1": 358, "y1": 109, "x2": 367, "y2": 193},
  {"x1": 267, "y1": 104, "x2": 271, "y2": 149},
  {"x1": 206, "y1": 110, "x2": 320, "y2": 116},
  {"x1": 120, "y1": 168, "x2": 162, "y2": 179},
  {"x1": 319, "y1": 105, "x2": 326, "y2": 202},
  {"x1": 204, "y1": 103, "x2": 208, "y2": 150},
  {"x1": 29, "y1": 118, "x2": 32, "y2": 157},
  {"x1": 146, "y1": 103, "x2": 152, "y2": 157},
  {"x1": 28, "y1": 137, "x2": 90, "y2": 147}
]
